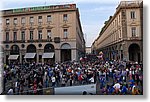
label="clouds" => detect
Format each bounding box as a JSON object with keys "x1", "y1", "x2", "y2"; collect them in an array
[
  {"x1": 83, "y1": 24, "x2": 103, "y2": 47},
  {"x1": 0, "y1": 0, "x2": 122, "y2": 47},
  {"x1": 78, "y1": 3, "x2": 117, "y2": 46}
]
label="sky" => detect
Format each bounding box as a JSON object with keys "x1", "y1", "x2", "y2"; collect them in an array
[{"x1": 0, "y1": 0, "x2": 123, "y2": 47}]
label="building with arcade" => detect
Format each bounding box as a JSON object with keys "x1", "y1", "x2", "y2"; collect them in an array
[
  {"x1": 0, "y1": 4, "x2": 85, "y2": 65},
  {"x1": 92, "y1": 1, "x2": 143, "y2": 63}
]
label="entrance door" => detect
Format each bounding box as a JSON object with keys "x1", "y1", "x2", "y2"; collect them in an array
[
  {"x1": 60, "y1": 43, "x2": 71, "y2": 62},
  {"x1": 128, "y1": 44, "x2": 140, "y2": 63},
  {"x1": 61, "y1": 49, "x2": 71, "y2": 62}
]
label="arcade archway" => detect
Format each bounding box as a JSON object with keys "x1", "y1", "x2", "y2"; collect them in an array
[
  {"x1": 61, "y1": 43, "x2": 71, "y2": 62},
  {"x1": 128, "y1": 43, "x2": 140, "y2": 63},
  {"x1": 43, "y1": 43, "x2": 55, "y2": 65},
  {"x1": 9, "y1": 45, "x2": 20, "y2": 64},
  {"x1": 25, "y1": 44, "x2": 37, "y2": 63}
]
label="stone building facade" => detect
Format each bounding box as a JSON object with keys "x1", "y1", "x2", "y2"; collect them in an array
[
  {"x1": 92, "y1": 1, "x2": 143, "y2": 63},
  {"x1": 0, "y1": 4, "x2": 85, "y2": 65}
]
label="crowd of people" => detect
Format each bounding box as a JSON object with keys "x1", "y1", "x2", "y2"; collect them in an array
[{"x1": 2, "y1": 56, "x2": 143, "y2": 95}]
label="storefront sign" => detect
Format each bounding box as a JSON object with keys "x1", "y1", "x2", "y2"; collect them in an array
[{"x1": 13, "y1": 4, "x2": 76, "y2": 13}]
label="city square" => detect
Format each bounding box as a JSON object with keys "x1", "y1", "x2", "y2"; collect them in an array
[{"x1": 0, "y1": 0, "x2": 143, "y2": 95}]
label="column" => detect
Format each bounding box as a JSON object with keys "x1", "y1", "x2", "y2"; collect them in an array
[
  {"x1": 19, "y1": 51, "x2": 22, "y2": 64},
  {"x1": 7, "y1": 51, "x2": 10, "y2": 65},
  {"x1": 71, "y1": 49, "x2": 77, "y2": 61},
  {"x1": 3, "y1": 52, "x2": 6, "y2": 64},
  {"x1": 123, "y1": 43, "x2": 129, "y2": 61},
  {"x1": 41, "y1": 50, "x2": 44, "y2": 64},
  {"x1": 36, "y1": 50, "x2": 39, "y2": 63},
  {"x1": 42, "y1": 56, "x2": 44, "y2": 64},
  {"x1": 55, "y1": 49, "x2": 60, "y2": 63}
]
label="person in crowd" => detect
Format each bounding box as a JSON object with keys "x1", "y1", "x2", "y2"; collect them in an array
[
  {"x1": 7, "y1": 87, "x2": 14, "y2": 95},
  {"x1": 3, "y1": 55, "x2": 143, "y2": 95}
]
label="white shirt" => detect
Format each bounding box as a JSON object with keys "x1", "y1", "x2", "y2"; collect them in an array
[
  {"x1": 113, "y1": 83, "x2": 121, "y2": 89},
  {"x1": 15, "y1": 82, "x2": 18, "y2": 87},
  {"x1": 109, "y1": 68, "x2": 112, "y2": 72},
  {"x1": 89, "y1": 77, "x2": 94, "y2": 83},
  {"x1": 132, "y1": 85, "x2": 136, "y2": 92},
  {"x1": 7, "y1": 89, "x2": 13, "y2": 95},
  {"x1": 51, "y1": 77, "x2": 56, "y2": 82},
  {"x1": 126, "y1": 68, "x2": 129, "y2": 72}
]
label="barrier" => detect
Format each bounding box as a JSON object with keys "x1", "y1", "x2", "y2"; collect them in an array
[
  {"x1": 54, "y1": 84, "x2": 96, "y2": 95},
  {"x1": 11, "y1": 87, "x2": 54, "y2": 95}
]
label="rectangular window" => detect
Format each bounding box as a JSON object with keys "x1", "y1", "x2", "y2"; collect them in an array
[
  {"x1": 30, "y1": 17, "x2": 34, "y2": 23},
  {"x1": 38, "y1": 16, "x2": 42, "y2": 23},
  {"x1": 131, "y1": 11, "x2": 136, "y2": 19},
  {"x1": 14, "y1": 18, "x2": 17, "y2": 25},
  {"x1": 21, "y1": 17, "x2": 25, "y2": 24},
  {"x1": 122, "y1": 11, "x2": 126, "y2": 17},
  {"x1": 64, "y1": 29, "x2": 68, "y2": 38},
  {"x1": 13, "y1": 32, "x2": 17, "y2": 41},
  {"x1": 21, "y1": 31, "x2": 25, "y2": 41},
  {"x1": 63, "y1": 14, "x2": 68, "y2": 21},
  {"x1": 119, "y1": 30, "x2": 122, "y2": 38},
  {"x1": 47, "y1": 15, "x2": 51, "y2": 22},
  {"x1": 119, "y1": 15, "x2": 121, "y2": 23},
  {"x1": 47, "y1": 30, "x2": 51, "y2": 39},
  {"x1": 30, "y1": 31, "x2": 33, "y2": 40},
  {"x1": 131, "y1": 27, "x2": 136, "y2": 37},
  {"x1": 38, "y1": 30, "x2": 42, "y2": 40},
  {"x1": 6, "y1": 32, "x2": 9, "y2": 41},
  {"x1": 6, "y1": 19, "x2": 9, "y2": 25}
]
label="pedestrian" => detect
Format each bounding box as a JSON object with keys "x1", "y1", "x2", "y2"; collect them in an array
[
  {"x1": 38, "y1": 81, "x2": 43, "y2": 95},
  {"x1": 89, "y1": 76, "x2": 94, "y2": 84},
  {"x1": 132, "y1": 83, "x2": 140, "y2": 95},
  {"x1": 113, "y1": 82, "x2": 121, "y2": 94},
  {"x1": 7, "y1": 87, "x2": 14, "y2": 95},
  {"x1": 51, "y1": 76, "x2": 56, "y2": 87}
]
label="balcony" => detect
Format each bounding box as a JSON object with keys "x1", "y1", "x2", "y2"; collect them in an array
[
  {"x1": 3, "y1": 40, "x2": 25, "y2": 43},
  {"x1": 2, "y1": 38, "x2": 78, "y2": 44},
  {"x1": 12, "y1": 40, "x2": 25, "y2": 43},
  {"x1": 3, "y1": 41, "x2": 12, "y2": 43},
  {"x1": 27, "y1": 39, "x2": 52, "y2": 43},
  {"x1": 129, "y1": 37, "x2": 142, "y2": 40}
]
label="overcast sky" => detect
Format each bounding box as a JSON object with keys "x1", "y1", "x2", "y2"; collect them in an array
[{"x1": 0, "y1": 0, "x2": 123, "y2": 47}]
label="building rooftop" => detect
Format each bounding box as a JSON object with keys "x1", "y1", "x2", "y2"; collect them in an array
[
  {"x1": 116, "y1": 0, "x2": 142, "y2": 10},
  {"x1": 1, "y1": 4, "x2": 76, "y2": 15}
]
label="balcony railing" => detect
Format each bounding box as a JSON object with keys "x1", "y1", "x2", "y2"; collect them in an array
[
  {"x1": 27, "y1": 39, "x2": 52, "y2": 43},
  {"x1": 3, "y1": 41, "x2": 12, "y2": 43},
  {"x1": 3, "y1": 38, "x2": 77, "y2": 44}
]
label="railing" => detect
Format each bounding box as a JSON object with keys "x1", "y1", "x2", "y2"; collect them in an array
[
  {"x1": 27, "y1": 39, "x2": 52, "y2": 43},
  {"x1": 3, "y1": 38, "x2": 77, "y2": 44},
  {"x1": 3, "y1": 39, "x2": 53, "y2": 43}
]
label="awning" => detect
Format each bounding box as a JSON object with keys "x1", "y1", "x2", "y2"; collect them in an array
[
  {"x1": 8, "y1": 55, "x2": 19, "y2": 60},
  {"x1": 24, "y1": 53, "x2": 36, "y2": 58},
  {"x1": 42, "y1": 52, "x2": 54, "y2": 58}
]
